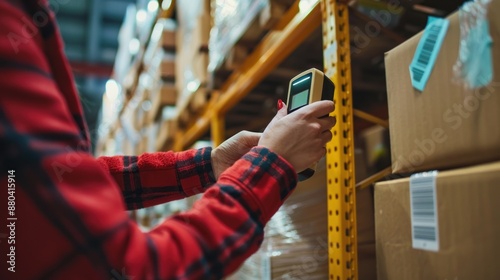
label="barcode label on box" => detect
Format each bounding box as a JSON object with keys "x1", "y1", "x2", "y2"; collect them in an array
[
  {"x1": 410, "y1": 171, "x2": 439, "y2": 251},
  {"x1": 409, "y1": 17, "x2": 449, "y2": 91},
  {"x1": 261, "y1": 254, "x2": 271, "y2": 280}
]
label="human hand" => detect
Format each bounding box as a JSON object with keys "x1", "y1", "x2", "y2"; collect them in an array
[
  {"x1": 211, "y1": 130, "x2": 261, "y2": 179},
  {"x1": 258, "y1": 100, "x2": 336, "y2": 173}
]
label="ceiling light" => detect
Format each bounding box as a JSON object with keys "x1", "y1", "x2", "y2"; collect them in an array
[
  {"x1": 105, "y1": 79, "x2": 120, "y2": 101},
  {"x1": 148, "y1": 1, "x2": 159, "y2": 13}
]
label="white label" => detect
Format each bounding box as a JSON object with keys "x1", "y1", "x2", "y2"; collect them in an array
[
  {"x1": 261, "y1": 254, "x2": 271, "y2": 280},
  {"x1": 410, "y1": 171, "x2": 439, "y2": 251}
]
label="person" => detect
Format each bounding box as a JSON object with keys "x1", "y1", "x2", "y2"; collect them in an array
[{"x1": 0, "y1": 0, "x2": 336, "y2": 279}]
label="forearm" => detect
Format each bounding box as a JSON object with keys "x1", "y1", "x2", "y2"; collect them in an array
[
  {"x1": 96, "y1": 148, "x2": 216, "y2": 209},
  {"x1": 108, "y1": 146, "x2": 298, "y2": 278}
]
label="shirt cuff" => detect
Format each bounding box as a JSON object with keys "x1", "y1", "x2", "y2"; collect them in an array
[
  {"x1": 175, "y1": 147, "x2": 216, "y2": 196},
  {"x1": 219, "y1": 146, "x2": 298, "y2": 223}
]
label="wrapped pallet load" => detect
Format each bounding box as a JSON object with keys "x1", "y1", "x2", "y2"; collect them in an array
[{"x1": 229, "y1": 160, "x2": 377, "y2": 279}]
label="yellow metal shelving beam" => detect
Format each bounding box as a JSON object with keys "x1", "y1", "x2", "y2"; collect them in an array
[
  {"x1": 211, "y1": 113, "x2": 225, "y2": 147},
  {"x1": 321, "y1": 0, "x2": 358, "y2": 279},
  {"x1": 353, "y1": 109, "x2": 389, "y2": 128},
  {"x1": 356, "y1": 166, "x2": 392, "y2": 190},
  {"x1": 173, "y1": 0, "x2": 321, "y2": 150},
  {"x1": 216, "y1": 0, "x2": 321, "y2": 114}
]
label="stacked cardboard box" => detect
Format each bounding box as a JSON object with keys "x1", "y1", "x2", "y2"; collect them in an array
[
  {"x1": 144, "y1": 18, "x2": 178, "y2": 108},
  {"x1": 174, "y1": 0, "x2": 211, "y2": 128},
  {"x1": 385, "y1": 8, "x2": 500, "y2": 174},
  {"x1": 377, "y1": 1, "x2": 500, "y2": 279},
  {"x1": 375, "y1": 162, "x2": 500, "y2": 279},
  {"x1": 209, "y1": 0, "x2": 293, "y2": 73},
  {"x1": 139, "y1": 18, "x2": 179, "y2": 152},
  {"x1": 98, "y1": 5, "x2": 180, "y2": 156}
]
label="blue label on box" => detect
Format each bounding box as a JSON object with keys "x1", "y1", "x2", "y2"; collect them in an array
[{"x1": 409, "y1": 17, "x2": 450, "y2": 92}]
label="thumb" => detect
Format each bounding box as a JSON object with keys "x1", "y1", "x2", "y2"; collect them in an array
[{"x1": 240, "y1": 131, "x2": 261, "y2": 146}]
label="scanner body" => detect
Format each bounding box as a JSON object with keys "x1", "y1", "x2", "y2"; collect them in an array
[{"x1": 286, "y1": 68, "x2": 335, "y2": 181}]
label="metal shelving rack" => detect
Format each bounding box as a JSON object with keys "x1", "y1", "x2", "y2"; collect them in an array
[
  {"x1": 321, "y1": 1, "x2": 357, "y2": 278},
  {"x1": 172, "y1": 1, "x2": 390, "y2": 278}
]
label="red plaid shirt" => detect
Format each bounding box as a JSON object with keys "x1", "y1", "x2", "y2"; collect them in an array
[{"x1": 0, "y1": 1, "x2": 298, "y2": 279}]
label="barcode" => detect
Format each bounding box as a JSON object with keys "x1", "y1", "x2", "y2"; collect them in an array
[
  {"x1": 412, "y1": 25, "x2": 442, "y2": 82},
  {"x1": 411, "y1": 67, "x2": 424, "y2": 83},
  {"x1": 417, "y1": 25, "x2": 441, "y2": 65},
  {"x1": 409, "y1": 17, "x2": 449, "y2": 91},
  {"x1": 411, "y1": 184, "x2": 436, "y2": 224},
  {"x1": 261, "y1": 254, "x2": 271, "y2": 280},
  {"x1": 413, "y1": 226, "x2": 436, "y2": 241},
  {"x1": 410, "y1": 171, "x2": 439, "y2": 251}
]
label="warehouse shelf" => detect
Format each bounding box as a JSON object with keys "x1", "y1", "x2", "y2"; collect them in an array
[{"x1": 173, "y1": 0, "x2": 321, "y2": 149}]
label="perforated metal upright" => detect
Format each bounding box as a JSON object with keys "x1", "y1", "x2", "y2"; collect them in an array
[{"x1": 321, "y1": 1, "x2": 358, "y2": 279}]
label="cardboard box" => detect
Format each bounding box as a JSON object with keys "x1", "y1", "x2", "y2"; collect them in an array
[
  {"x1": 175, "y1": 28, "x2": 186, "y2": 94},
  {"x1": 160, "y1": 55, "x2": 175, "y2": 78},
  {"x1": 162, "y1": 29, "x2": 176, "y2": 50},
  {"x1": 160, "y1": 83, "x2": 177, "y2": 106},
  {"x1": 192, "y1": 52, "x2": 209, "y2": 86},
  {"x1": 146, "y1": 122, "x2": 160, "y2": 152},
  {"x1": 361, "y1": 125, "x2": 391, "y2": 173},
  {"x1": 224, "y1": 44, "x2": 248, "y2": 71},
  {"x1": 144, "y1": 19, "x2": 176, "y2": 68},
  {"x1": 192, "y1": 13, "x2": 210, "y2": 51},
  {"x1": 186, "y1": 13, "x2": 210, "y2": 87},
  {"x1": 156, "y1": 118, "x2": 177, "y2": 151},
  {"x1": 259, "y1": 1, "x2": 287, "y2": 30},
  {"x1": 189, "y1": 88, "x2": 209, "y2": 113},
  {"x1": 210, "y1": 0, "x2": 267, "y2": 71},
  {"x1": 375, "y1": 161, "x2": 500, "y2": 280},
  {"x1": 385, "y1": 6, "x2": 500, "y2": 173},
  {"x1": 144, "y1": 88, "x2": 163, "y2": 125},
  {"x1": 133, "y1": 105, "x2": 145, "y2": 131}
]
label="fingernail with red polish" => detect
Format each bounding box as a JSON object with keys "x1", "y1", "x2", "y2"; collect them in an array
[{"x1": 277, "y1": 99, "x2": 284, "y2": 110}]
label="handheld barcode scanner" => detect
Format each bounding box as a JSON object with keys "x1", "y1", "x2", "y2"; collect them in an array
[{"x1": 286, "y1": 68, "x2": 335, "y2": 181}]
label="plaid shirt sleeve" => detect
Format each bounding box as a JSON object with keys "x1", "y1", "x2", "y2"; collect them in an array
[
  {"x1": 0, "y1": 1, "x2": 298, "y2": 279},
  {"x1": 96, "y1": 148, "x2": 216, "y2": 210}
]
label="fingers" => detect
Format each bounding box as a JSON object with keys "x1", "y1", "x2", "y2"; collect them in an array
[
  {"x1": 317, "y1": 116, "x2": 336, "y2": 131},
  {"x1": 311, "y1": 146, "x2": 327, "y2": 164},
  {"x1": 303, "y1": 100, "x2": 335, "y2": 118},
  {"x1": 320, "y1": 129, "x2": 333, "y2": 144}
]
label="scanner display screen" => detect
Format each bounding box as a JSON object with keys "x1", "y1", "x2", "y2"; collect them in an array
[
  {"x1": 291, "y1": 89, "x2": 309, "y2": 110},
  {"x1": 289, "y1": 72, "x2": 313, "y2": 112}
]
